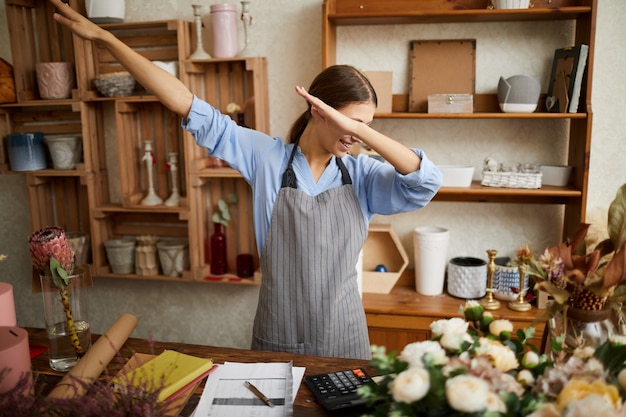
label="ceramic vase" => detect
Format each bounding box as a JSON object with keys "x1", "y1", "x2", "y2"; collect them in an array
[
  {"x1": 36, "y1": 62, "x2": 74, "y2": 99},
  {"x1": 135, "y1": 235, "x2": 159, "y2": 276},
  {"x1": 39, "y1": 265, "x2": 92, "y2": 372}
]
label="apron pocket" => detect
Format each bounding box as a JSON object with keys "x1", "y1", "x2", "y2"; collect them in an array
[{"x1": 252, "y1": 334, "x2": 310, "y2": 355}]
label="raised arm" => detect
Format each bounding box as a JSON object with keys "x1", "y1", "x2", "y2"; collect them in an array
[
  {"x1": 49, "y1": 0, "x2": 194, "y2": 118},
  {"x1": 295, "y1": 86, "x2": 422, "y2": 175}
]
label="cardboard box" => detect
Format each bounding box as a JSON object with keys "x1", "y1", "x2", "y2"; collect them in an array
[
  {"x1": 362, "y1": 223, "x2": 408, "y2": 294},
  {"x1": 363, "y1": 71, "x2": 392, "y2": 114},
  {"x1": 428, "y1": 94, "x2": 473, "y2": 113}
]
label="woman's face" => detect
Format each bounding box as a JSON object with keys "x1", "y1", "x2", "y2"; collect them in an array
[{"x1": 320, "y1": 101, "x2": 376, "y2": 157}]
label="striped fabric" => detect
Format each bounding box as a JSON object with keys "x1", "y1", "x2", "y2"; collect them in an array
[{"x1": 252, "y1": 159, "x2": 370, "y2": 359}]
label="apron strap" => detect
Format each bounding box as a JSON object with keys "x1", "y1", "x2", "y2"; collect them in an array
[{"x1": 281, "y1": 136, "x2": 353, "y2": 188}]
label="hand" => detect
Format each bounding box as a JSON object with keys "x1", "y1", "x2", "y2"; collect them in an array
[
  {"x1": 295, "y1": 85, "x2": 362, "y2": 141},
  {"x1": 49, "y1": 0, "x2": 104, "y2": 41}
]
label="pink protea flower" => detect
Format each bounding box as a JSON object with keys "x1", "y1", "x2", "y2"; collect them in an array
[{"x1": 28, "y1": 226, "x2": 75, "y2": 274}]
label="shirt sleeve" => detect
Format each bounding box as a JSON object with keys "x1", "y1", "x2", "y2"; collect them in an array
[
  {"x1": 181, "y1": 95, "x2": 279, "y2": 184},
  {"x1": 350, "y1": 149, "x2": 442, "y2": 218}
]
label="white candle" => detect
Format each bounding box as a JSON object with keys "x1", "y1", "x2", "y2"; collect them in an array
[
  {"x1": 0, "y1": 326, "x2": 32, "y2": 394},
  {"x1": 0, "y1": 282, "x2": 17, "y2": 326}
]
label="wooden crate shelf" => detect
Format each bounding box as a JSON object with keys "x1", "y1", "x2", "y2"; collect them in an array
[
  {"x1": 91, "y1": 210, "x2": 191, "y2": 281},
  {"x1": 188, "y1": 176, "x2": 259, "y2": 284},
  {"x1": 0, "y1": 103, "x2": 85, "y2": 174},
  {"x1": 182, "y1": 57, "x2": 269, "y2": 174},
  {"x1": 75, "y1": 20, "x2": 192, "y2": 98},
  {"x1": 4, "y1": 0, "x2": 83, "y2": 102},
  {"x1": 25, "y1": 173, "x2": 92, "y2": 234},
  {"x1": 113, "y1": 100, "x2": 186, "y2": 208}
]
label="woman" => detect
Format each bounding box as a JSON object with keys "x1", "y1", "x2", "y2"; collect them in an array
[{"x1": 50, "y1": 0, "x2": 441, "y2": 359}]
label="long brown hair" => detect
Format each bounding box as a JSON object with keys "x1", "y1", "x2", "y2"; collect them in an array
[{"x1": 286, "y1": 65, "x2": 378, "y2": 144}]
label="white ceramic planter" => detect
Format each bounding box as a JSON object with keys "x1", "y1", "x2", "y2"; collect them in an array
[{"x1": 44, "y1": 135, "x2": 81, "y2": 170}]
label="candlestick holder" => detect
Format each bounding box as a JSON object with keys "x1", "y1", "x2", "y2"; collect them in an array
[
  {"x1": 238, "y1": 0, "x2": 257, "y2": 57},
  {"x1": 165, "y1": 152, "x2": 180, "y2": 207},
  {"x1": 508, "y1": 263, "x2": 532, "y2": 311},
  {"x1": 141, "y1": 141, "x2": 163, "y2": 206},
  {"x1": 480, "y1": 249, "x2": 501, "y2": 310},
  {"x1": 189, "y1": 4, "x2": 212, "y2": 59}
]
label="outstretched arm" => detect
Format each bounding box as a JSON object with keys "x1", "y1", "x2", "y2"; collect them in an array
[
  {"x1": 49, "y1": 0, "x2": 194, "y2": 118},
  {"x1": 295, "y1": 86, "x2": 422, "y2": 175}
]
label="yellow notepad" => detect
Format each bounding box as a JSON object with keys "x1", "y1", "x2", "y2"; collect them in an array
[{"x1": 113, "y1": 350, "x2": 214, "y2": 402}]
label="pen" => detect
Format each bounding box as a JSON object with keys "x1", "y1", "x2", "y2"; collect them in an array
[{"x1": 244, "y1": 380, "x2": 274, "y2": 407}]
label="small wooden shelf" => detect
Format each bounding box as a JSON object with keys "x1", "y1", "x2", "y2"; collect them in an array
[
  {"x1": 327, "y1": 5, "x2": 592, "y2": 25},
  {"x1": 374, "y1": 111, "x2": 588, "y2": 120},
  {"x1": 435, "y1": 182, "x2": 582, "y2": 203}
]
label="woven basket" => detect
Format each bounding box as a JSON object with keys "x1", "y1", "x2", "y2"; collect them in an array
[{"x1": 481, "y1": 171, "x2": 542, "y2": 189}]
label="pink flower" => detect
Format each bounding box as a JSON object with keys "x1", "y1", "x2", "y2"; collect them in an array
[{"x1": 28, "y1": 226, "x2": 75, "y2": 274}]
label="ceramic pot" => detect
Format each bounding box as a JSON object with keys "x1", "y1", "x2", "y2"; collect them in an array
[
  {"x1": 157, "y1": 239, "x2": 189, "y2": 277},
  {"x1": 85, "y1": 0, "x2": 125, "y2": 23},
  {"x1": 44, "y1": 135, "x2": 82, "y2": 170},
  {"x1": 104, "y1": 238, "x2": 136, "y2": 274},
  {"x1": 493, "y1": 257, "x2": 529, "y2": 301},
  {"x1": 447, "y1": 257, "x2": 487, "y2": 299},
  {"x1": 36, "y1": 62, "x2": 74, "y2": 99},
  {"x1": 7, "y1": 132, "x2": 46, "y2": 171}
]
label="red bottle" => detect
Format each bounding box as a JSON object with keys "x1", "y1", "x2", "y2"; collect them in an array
[{"x1": 210, "y1": 222, "x2": 227, "y2": 275}]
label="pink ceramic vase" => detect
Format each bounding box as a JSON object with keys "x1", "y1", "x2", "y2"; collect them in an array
[{"x1": 36, "y1": 62, "x2": 75, "y2": 99}]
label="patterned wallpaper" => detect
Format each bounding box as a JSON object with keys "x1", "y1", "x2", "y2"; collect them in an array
[{"x1": 0, "y1": 1, "x2": 624, "y2": 348}]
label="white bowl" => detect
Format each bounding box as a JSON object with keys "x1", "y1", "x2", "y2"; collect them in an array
[
  {"x1": 439, "y1": 165, "x2": 475, "y2": 188},
  {"x1": 540, "y1": 165, "x2": 573, "y2": 186}
]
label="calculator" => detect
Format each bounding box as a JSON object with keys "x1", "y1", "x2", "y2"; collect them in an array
[{"x1": 304, "y1": 368, "x2": 374, "y2": 411}]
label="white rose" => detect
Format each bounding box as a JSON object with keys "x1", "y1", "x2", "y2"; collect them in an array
[
  {"x1": 563, "y1": 394, "x2": 618, "y2": 417},
  {"x1": 479, "y1": 339, "x2": 519, "y2": 372},
  {"x1": 618, "y1": 369, "x2": 626, "y2": 391},
  {"x1": 430, "y1": 317, "x2": 469, "y2": 337},
  {"x1": 445, "y1": 374, "x2": 489, "y2": 413},
  {"x1": 489, "y1": 319, "x2": 514, "y2": 337},
  {"x1": 485, "y1": 391, "x2": 507, "y2": 413},
  {"x1": 390, "y1": 368, "x2": 430, "y2": 404},
  {"x1": 610, "y1": 335, "x2": 626, "y2": 346},
  {"x1": 398, "y1": 340, "x2": 448, "y2": 368},
  {"x1": 440, "y1": 331, "x2": 472, "y2": 352},
  {"x1": 522, "y1": 351, "x2": 540, "y2": 368},
  {"x1": 517, "y1": 369, "x2": 535, "y2": 386},
  {"x1": 572, "y1": 346, "x2": 596, "y2": 360}
]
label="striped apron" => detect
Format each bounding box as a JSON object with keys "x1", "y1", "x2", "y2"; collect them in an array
[{"x1": 251, "y1": 146, "x2": 371, "y2": 359}]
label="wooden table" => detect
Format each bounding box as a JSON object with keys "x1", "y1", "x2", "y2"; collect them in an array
[
  {"x1": 363, "y1": 283, "x2": 548, "y2": 352},
  {"x1": 26, "y1": 327, "x2": 374, "y2": 417}
]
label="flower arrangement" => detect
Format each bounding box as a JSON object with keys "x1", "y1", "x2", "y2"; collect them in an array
[
  {"x1": 358, "y1": 301, "x2": 626, "y2": 417},
  {"x1": 517, "y1": 182, "x2": 626, "y2": 314},
  {"x1": 29, "y1": 226, "x2": 85, "y2": 357}
]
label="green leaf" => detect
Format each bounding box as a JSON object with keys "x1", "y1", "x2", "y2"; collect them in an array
[
  {"x1": 50, "y1": 256, "x2": 69, "y2": 290},
  {"x1": 608, "y1": 182, "x2": 626, "y2": 251},
  {"x1": 226, "y1": 193, "x2": 238, "y2": 205}
]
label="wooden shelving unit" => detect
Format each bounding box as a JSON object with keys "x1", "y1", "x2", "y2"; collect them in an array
[
  {"x1": 322, "y1": 0, "x2": 596, "y2": 239},
  {"x1": 1, "y1": 0, "x2": 268, "y2": 284}
]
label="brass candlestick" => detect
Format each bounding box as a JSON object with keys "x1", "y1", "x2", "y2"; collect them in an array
[
  {"x1": 508, "y1": 263, "x2": 532, "y2": 311},
  {"x1": 480, "y1": 249, "x2": 501, "y2": 310}
]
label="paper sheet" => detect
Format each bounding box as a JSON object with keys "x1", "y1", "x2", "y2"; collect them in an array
[{"x1": 192, "y1": 362, "x2": 304, "y2": 417}]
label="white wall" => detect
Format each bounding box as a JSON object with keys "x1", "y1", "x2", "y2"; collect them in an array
[{"x1": 0, "y1": 1, "x2": 624, "y2": 348}]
